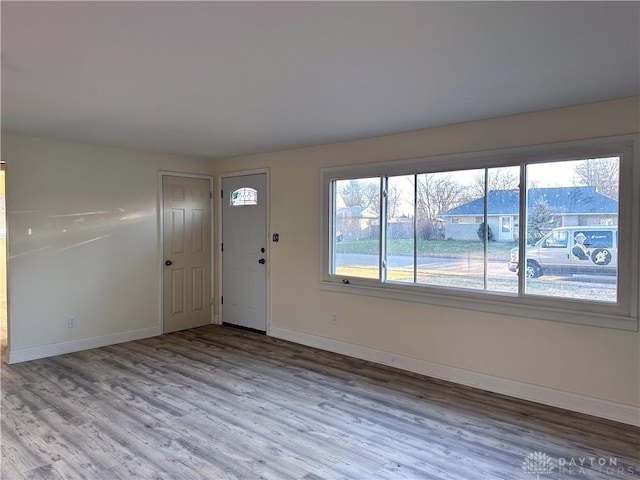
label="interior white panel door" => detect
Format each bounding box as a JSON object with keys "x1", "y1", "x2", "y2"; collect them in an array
[
  {"x1": 222, "y1": 174, "x2": 267, "y2": 331},
  {"x1": 163, "y1": 175, "x2": 211, "y2": 333}
]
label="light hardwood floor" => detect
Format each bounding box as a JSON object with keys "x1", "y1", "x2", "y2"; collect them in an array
[{"x1": 1, "y1": 325, "x2": 638, "y2": 479}]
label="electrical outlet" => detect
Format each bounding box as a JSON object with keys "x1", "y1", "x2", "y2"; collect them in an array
[{"x1": 68, "y1": 317, "x2": 77, "y2": 328}]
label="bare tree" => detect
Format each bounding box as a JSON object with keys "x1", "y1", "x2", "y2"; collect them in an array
[
  {"x1": 339, "y1": 179, "x2": 407, "y2": 219},
  {"x1": 338, "y1": 179, "x2": 379, "y2": 208},
  {"x1": 359, "y1": 183, "x2": 406, "y2": 218},
  {"x1": 362, "y1": 182, "x2": 381, "y2": 215},
  {"x1": 416, "y1": 174, "x2": 466, "y2": 221},
  {"x1": 573, "y1": 158, "x2": 619, "y2": 200},
  {"x1": 467, "y1": 169, "x2": 519, "y2": 200},
  {"x1": 413, "y1": 174, "x2": 467, "y2": 239},
  {"x1": 338, "y1": 180, "x2": 366, "y2": 208},
  {"x1": 386, "y1": 185, "x2": 402, "y2": 218}
]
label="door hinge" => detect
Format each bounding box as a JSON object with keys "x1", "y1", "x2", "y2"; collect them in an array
[
  {"x1": 221, "y1": 243, "x2": 224, "y2": 252},
  {"x1": 221, "y1": 296, "x2": 224, "y2": 305},
  {"x1": 220, "y1": 190, "x2": 224, "y2": 199}
]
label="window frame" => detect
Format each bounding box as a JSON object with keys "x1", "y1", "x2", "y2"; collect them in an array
[{"x1": 321, "y1": 135, "x2": 639, "y2": 331}]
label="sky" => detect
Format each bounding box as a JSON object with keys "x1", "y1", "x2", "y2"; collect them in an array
[{"x1": 337, "y1": 156, "x2": 619, "y2": 215}]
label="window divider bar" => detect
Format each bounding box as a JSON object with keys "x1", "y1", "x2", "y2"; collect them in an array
[
  {"x1": 380, "y1": 177, "x2": 387, "y2": 283},
  {"x1": 330, "y1": 182, "x2": 336, "y2": 275},
  {"x1": 413, "y1": 174, "x2": 418, "y2": 284},
  {"x1": 518, "y1": 164, "x2": 527, "y2": 295},
  {"x1": 483, "y1": 169, "x2": 489, "y2": 291}
]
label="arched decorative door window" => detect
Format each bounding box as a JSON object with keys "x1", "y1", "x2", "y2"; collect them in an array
[{"x1": 230, "y1": 187, "x2": 258, "y2": 206}]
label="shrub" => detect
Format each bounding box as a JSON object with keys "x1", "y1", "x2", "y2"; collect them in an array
[{"x1": 477, "y1": 222, "x2": 496, "y2": 242}]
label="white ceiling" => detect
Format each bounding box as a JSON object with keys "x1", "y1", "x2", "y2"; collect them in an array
[{"x1": 2, "y1": 2, "x2": 639, "y2": 159}]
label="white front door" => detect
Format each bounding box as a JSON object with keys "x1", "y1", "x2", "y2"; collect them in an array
[
  {"x1": 222, "y1": 174, "x2": 267, "y2": 332},
  {"x1": 162, "y1": 175, "x2": 212, "y2": 333}
]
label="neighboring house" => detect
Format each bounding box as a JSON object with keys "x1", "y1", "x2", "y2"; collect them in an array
[
  {"x1": 440, "y1": 186, "x2": 618, "y2": 242},
  {"x1": 335, "y1": 205, "x2": 379, "y2": 241}
]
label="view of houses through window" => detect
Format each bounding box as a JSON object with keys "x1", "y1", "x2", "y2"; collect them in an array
[{"x1": 332, "y1": 157, "x2": 619, "y2": 303}]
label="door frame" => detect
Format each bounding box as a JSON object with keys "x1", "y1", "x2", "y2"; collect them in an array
[
  {"x1": 158, "y1": 171, "x2": 215, "y2": 333},
  {"x1": 499, "y1": 215, "x2": 513, "y2": 241},
  {"x1": 0, "y1": 161, "x2": 8, "y2": 363},
  {"x1": 218, "y1": 168, "x2": 270, "y2": 334}
]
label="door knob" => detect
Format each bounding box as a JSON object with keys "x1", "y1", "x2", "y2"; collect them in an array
[
  {"x1": 165, "y1": 260, "x2": 173, "y2": 266},
  {"x1": 258, "y1": 258, "x2": 265, "y2": 264}
]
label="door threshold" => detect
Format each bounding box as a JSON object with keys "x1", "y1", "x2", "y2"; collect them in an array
[{"x1": 222, "y1": 322, "x2": 266, "y2": 335}]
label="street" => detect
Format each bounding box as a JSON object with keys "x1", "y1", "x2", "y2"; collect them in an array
[{"x1": 335, "y1": 253, "x2": 617, "y2": 302}]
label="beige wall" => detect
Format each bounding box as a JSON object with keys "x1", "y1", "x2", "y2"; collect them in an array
[
  {"x1": 212, "y1": 97, "x2": 640, "y2": 407},
  {"x1": 2, "y1": 134, "x2": 212, "y2": 352},
  {"x1": 2, "y1": 98, "x2": 638, "y2": 414}
]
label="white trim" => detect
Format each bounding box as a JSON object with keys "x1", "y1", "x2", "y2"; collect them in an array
[
  {"x1": 7, "y1": 326, "x2": 161, "y2": 364},
  {"x1": 158, "y1": 171, "x2": 215, "y2": 332},
  {"x1": 218, "y1": 169, "x2": 270, "y2": 334},
  {"x1": 270, "y1": 326, "x2": 640, "y2": 427}
]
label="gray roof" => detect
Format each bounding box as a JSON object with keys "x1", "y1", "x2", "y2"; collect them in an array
[{"x1": 440, "y1": 186, "x2": 618, "y2": 216}]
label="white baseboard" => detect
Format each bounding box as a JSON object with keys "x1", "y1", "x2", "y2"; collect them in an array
[
  {"x1": 212, "y1": 314, "x2": 220, "y2": 325},
  {"x1": 7, "y1": 326, "x2": 162, "y2": 364},
  {"x1": 270, "y1": 326, "x2": 639, "y2": 427}
]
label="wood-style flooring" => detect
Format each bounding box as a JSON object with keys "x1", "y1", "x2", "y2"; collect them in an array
[{"x1": 1, "y1": 325, "x2": 639, "y2": 479}]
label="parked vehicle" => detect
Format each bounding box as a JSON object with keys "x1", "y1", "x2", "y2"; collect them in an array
[{"x1": 508, "y1": 226, "x2": 617, "y2": 278}]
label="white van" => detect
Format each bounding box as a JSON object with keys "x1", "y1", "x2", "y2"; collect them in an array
[{"x1": 508, "y1": 226, "x2": 617, "y2": 278}]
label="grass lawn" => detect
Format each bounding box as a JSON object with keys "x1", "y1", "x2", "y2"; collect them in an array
[
  {"x1": 335, "y1": 238, "x2": 516, "y2": 260},
  {"x1": 334, "y1": 263, "x2": 616, "y2": 303}
]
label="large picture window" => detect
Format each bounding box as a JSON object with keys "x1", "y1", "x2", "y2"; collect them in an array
[{"x1": 322, "y1": 137, "x2": 638, "y2": 330}]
